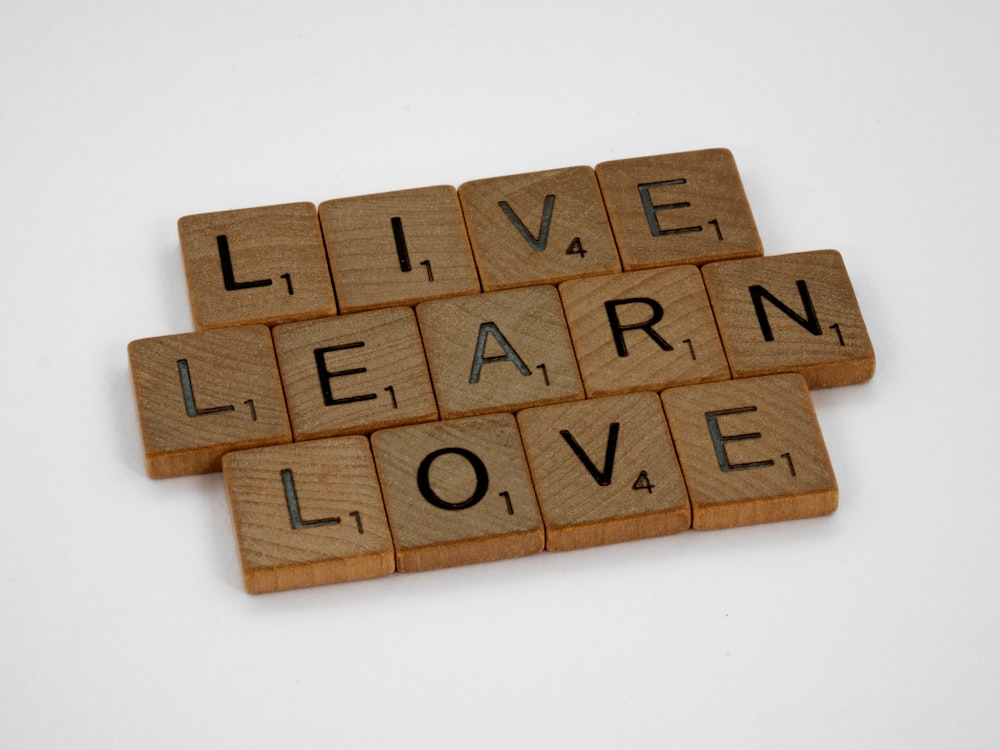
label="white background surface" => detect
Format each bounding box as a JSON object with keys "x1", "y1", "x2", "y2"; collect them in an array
[{"x1": 2, "y1": 1, "x2": 998, "y2": 747}]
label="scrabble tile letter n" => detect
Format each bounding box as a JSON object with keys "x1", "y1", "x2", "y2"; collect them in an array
[
  {"x1": 179, "y1": 202, "x2": 337, "y2": 330},
  {"x1": 661, "y1": 374, "x2": 837, "y2": 530},
  {"x1": 128, "y1": 326, "x2": 292, "y2": 478},
  {"x1": 702, "y1": 250, "x2": 876, "y2": 388}
]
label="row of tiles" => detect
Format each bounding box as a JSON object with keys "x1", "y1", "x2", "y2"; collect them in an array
[
  {"x1": 179, "y1": 148, "x2": 766, "y2": 331},
  {"x1": 224, "y1": 374, "x2": 837, "y2": 593},
  {"x1": 129, "y1": 251, "x2": 875, "y2": 479}
]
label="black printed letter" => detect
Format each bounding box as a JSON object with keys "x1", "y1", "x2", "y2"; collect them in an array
[
  {"x1": 749, "y1": 280, "x2": 822, "y2": 341},
  {"x1": 637, "y1": 180, "x2": 702, "y2": 237},
  {"x1": 314, "y1": 343, "x2": 377, "y2": 406},
  {"x1": 604, "y1": 298, "x2": 673, "y2": 357},
  {"x1": 469, "y1": 322, "x2": 532, "y2": 384},
  {"x1": 704, "y1": 406, "x2": 774, "y2": 472},
  {"x1": 417, "y1": 447, "x2": 489, "y2": 510},
  {"x1": 560, "y1": 422, "x2": 621, "y2": 486},
  {"x1": 217, "y1": 234, "x2": 272, "y2": 291}
]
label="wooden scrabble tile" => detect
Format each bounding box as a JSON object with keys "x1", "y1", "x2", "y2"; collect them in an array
[
  {"x1": 370, "y1": 414, "x2": 544, "y2": 572},
  {"x1": 660, "y1": 373, "x2": 837, "y2": 530},
  {"x1": 128, "y1": 326, "x2": 292, "y2": 478},
  {"x1": 223, "y1": 437, "x2": 395, "y2": 593},
  {"x1": 701, "y1": 250, "x2": 876, "y2": 388},
  {"x1": 559, "y1": 266, "x2": 730, "y2": 398},
  {"x1": 319, "y1": 185, "x2": 481, "y2": 313},
  {"x1": 458, "y1": 165, "x2": 621, "y2": 291},
  {"x1": 178, "y1": 202, "x2": 337, "y2": 330},
  {"x1": 416, "y1": 285, "x2": 585, "y2": 419},
  {"x1": 595, "y1": 148, "x2": 763, "y2": 270},
  {"x1": 517, "y1": 393, "x2": 690, "y2": 551},
  {"x1": 272, "y1": 307, "x2": 438, "y2": 440}
]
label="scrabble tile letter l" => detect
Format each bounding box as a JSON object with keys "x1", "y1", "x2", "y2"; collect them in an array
[
  {"x1": 179, "y1": 202, "x2": 337, "y2": 330},
  {"x1": 128, "y1": 326, "x2": 292, "y2": 478},
  {"x1": 223, "y1": 437, "x2": 395, "y2": 593}
]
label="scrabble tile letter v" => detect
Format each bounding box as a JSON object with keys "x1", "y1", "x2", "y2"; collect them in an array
[
  {"x1": 518, "y1": 392, "x2": 691, "y2": 551},
  {"x1": 459, "y1": 165, "x2": 621, "y2": 291}
]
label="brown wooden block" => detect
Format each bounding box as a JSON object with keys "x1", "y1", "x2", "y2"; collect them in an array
[
  {"x1": 179, "y1": 202, "x2": 337, "y2": 330},
  {"x1": 272, "y1": 307, "x2": 438, "y2": 440},
  {"x1": 701, "y1": 250, "x2": 876, "y2": 388},
  {"x1": 370, "y1": 414, "x2": 544, "y2": 572},
  {"x1": 416, "y1": 285, "x2": 585, "y2": 419},
  {"x1": 517, "y1": 393, "x2": 690, "y2": 552},
  {"x1": 660, "y1": 373, "x2": 837, "y2": 530},
  {"x1": 127, "y1": 326, "x2": 292, "y2": 478},
  {"x1": 458, "y1": 165, "x2": 621, "y2": 291},
  {"x1": 559, "y1": 266, "x2": 731, "y2": 398},
  {"x1": 595, "y1": 148, "x2": 763, "y2": 270},
  {"x1": 319, "y1": 186, "x2": 481, "y2": 313},
  {"x1": 222, "y1": 437, "x2": 395, "y2": 593}
]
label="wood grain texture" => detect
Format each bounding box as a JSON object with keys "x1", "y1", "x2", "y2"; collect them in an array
[
  {"x1": 660, "y1": 373, "x2": 837, "y2": 530},
  {"x1": 517, "y1": 392, "x2": 690, "y2": 551},
  {"x1": 178, "y1": 202, "x2": 336, "y2": 330},
  {"x1": 458, "y1": 165, "x2": 621, "y2": 291},
  {"x1": 416, "y1": 285, "x2": 585, "y2": 419},
  {"x1": 559, "y1": 266, "x2": 731, "y2": 398},
  {"x1": 272, "y1": 307, "x2": 438, "y2": 440},
  {"x1": 371, "y1": 414, "x2": 544, "y2": 572},
  {"x1": 595, "y1": 148, "x2": 763, "y2": 270},
  {"x1": 701, "y1": 249, "x2": 876, "y2": 388},
  {"x1": 319, "y1": 185, "x2": 481, "y2": 313},
  {"x1": 127, "y1": 326, "x2": 292, "y2": 478},
  {"x1": 223, "y1": 437, "x2": 394, "y2": 593}
]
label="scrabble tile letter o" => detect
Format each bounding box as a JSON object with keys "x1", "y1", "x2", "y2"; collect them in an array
[{"x1": 370, "y1": 414, "x2": 544, "y2": 572}]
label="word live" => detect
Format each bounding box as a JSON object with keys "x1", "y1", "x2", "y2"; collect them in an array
[{"x1": 127, "y1": 148, "x2": 876, "y2": 593}]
